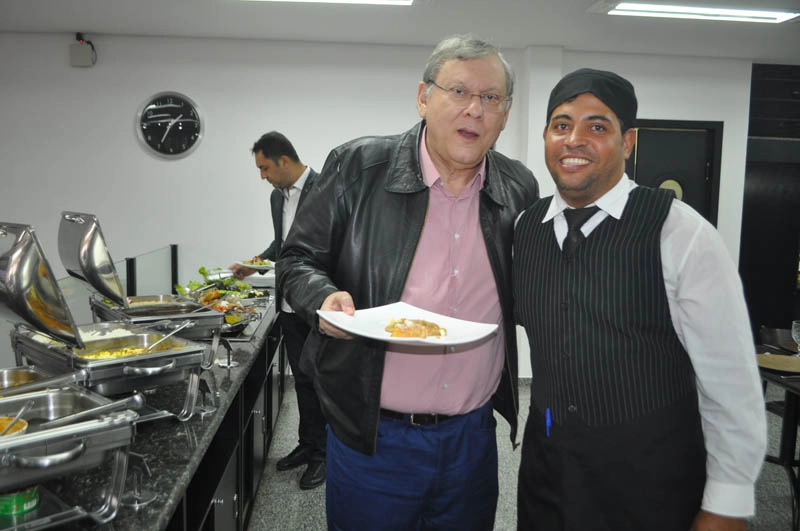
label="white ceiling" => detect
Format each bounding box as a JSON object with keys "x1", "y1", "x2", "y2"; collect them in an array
[{"x1": 2, "y1": 0, "x2": 799, "y2": 64}]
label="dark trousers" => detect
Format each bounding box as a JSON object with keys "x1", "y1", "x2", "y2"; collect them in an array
[
  {"x1": 326, "y1": 402, "x2": 498, "y2": 531},
  {"x1": 517, "y1": 395, "x2": 706, "y2": 531},
  {"x1": 279, "y1": 311, "x2": 326, "y2": 460}
]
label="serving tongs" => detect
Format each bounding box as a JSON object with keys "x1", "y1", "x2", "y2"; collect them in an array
[
  {"x1": 145, "y1": 319, "x2": 194, "y2": 352},
  {"x1": 187, "y1": 282, "x2": 220, "y2": 297},
  {"x1": 36, "y1": 392, "x2": 145, "y2": 430}
]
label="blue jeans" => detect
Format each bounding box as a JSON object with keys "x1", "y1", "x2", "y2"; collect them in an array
[{"x1": 326, "y1": 401, "x2": 498, "y2": 531}]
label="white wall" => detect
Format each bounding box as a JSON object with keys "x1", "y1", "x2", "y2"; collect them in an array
[{"x1": 0, "y1": 33, "x2": 753, "y2": 377}]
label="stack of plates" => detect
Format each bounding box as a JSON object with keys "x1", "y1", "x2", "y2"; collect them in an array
[{"x1": 247, "y1": 270, "x2": 274, "y2": 288}]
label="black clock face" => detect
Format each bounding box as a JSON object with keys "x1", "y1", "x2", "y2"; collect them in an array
[{"x1": 137, "y1": 92, "x2": 202, "y2": 158}]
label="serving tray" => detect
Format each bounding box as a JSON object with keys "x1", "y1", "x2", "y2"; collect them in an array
[{"x1": 757, "y1": 353, "x2": 800, "y2": 374}]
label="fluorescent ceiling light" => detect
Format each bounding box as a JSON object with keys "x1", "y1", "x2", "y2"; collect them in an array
[
  {"x1": 608, "y1": 3, "x2": 800, "y2": 23},
  {"x1": 241, "y1": 0, "x2": 413, "y2": 4}
]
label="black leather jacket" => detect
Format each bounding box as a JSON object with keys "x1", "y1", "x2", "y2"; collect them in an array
[{"x1": 277, "y1": 121, "x2": 539, "y2": 455}]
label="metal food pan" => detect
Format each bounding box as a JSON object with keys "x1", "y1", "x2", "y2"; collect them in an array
[
  {"x1": 0, "y1": 388, "x2": 137, "y2": 491},
  {"x1": 90, "y1": 294, "x2": 223, "y2": 341},
  {"x1": 11, "y1": 323, "x2": 207, "y2": 397},
  {"x1": 0, "y1": 388, "x2": 137, "y2": 529},
  {"x1": 0, "y1": 367, "x2": 49, "y2": 392}
]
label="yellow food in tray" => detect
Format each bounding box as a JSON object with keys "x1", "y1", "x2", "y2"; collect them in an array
[
  {"x1": 385, "y1": 318, "x2": 447, "y2": 339},
  {"x1": 75, "y1": 344, "x2": 170, "y2": 360}
]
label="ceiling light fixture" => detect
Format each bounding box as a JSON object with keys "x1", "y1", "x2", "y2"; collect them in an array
[
  {"x1": 606, "y1": 2, "x2": 800, "y2": 23},
  {"x1": 240, "y1": 0, "x2": 413, "y2": 4}
]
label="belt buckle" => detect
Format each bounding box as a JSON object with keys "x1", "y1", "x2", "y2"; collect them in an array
[{"x1": 408, "y1": 413, "x2": 435, "y2": 426}]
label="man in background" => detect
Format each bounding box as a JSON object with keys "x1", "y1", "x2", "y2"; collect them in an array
[
  {"x1": 230, "y1": 132, "x2": 326, "y2": 490},
  {"x1": 513, "y1": 68, "x2": 766, "y2": 530},
  {"x1": 277, "y1": 35, "x2": 539, "y2": 530}
]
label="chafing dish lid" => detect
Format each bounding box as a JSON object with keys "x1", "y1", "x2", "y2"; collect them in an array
[
  {"x1": 58, "y1": 211, "x2": 127, "y2": 308},
  {"x1": 0, "y1": 222, "x2": 84, "y2": 348}
]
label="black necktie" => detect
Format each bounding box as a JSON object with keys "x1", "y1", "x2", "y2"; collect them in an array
[{"x1": 562, "y1": 206, "x2": 600, "y2": 257}]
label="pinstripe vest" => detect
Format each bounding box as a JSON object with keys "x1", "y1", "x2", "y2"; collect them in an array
[{"x1": 514, "y1": 186, "x2": 696, "y2": 426}]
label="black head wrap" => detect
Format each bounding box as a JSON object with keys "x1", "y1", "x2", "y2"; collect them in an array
[{"x1": 546, "y1": 68, "x2": 637, "y2": 130}]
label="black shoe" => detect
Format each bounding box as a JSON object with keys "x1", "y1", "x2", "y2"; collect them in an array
[
  {"x1": 299, "y1": 460, "x2": 325, "y2": 490},
  {"x1": 276, "y1": 446, "x2": 310, "y2": 471}
]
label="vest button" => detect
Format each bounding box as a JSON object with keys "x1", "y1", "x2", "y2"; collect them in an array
[
  {"x1": 561, "y1": 301, "x2": 568, "y2": 310},
  {"x1": 567, "y1": 405, "x2": 577, "y2": 414}
]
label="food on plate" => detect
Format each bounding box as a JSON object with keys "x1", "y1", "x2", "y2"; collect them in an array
[
  {"x1": 242, "y1": 257, "x2": 273, "y2": 267},
  {"x1": 385, "y1": 318, "x2": 447, "y2": 339}
]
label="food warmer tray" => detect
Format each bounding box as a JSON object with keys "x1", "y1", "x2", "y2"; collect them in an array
[
  {"x1": 0, "y1": 366, "x2": 55, "y2": 395},
  {"x1": 89, "y1": 294, "x2": 222, "y2": 342},
  {"x1": 90, "y1": 293, "x2": 264, "y2": 348},
  {"x1": 57, "y1": 211, "x2": 225, "y2": 346},
  {"x1": 0, "y1": 387, "x2": 138, "y2": 530},
  {"x1": 12, "y1": 322, "x2": 206, "y2": 419},
  {"x1": 0, "y1": 222, "x2": 207, "y2": 422},
  {"x1": 0, "y1": 365, "x2": 88, "y2": 399}
]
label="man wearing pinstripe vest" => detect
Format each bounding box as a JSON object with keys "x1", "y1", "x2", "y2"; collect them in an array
[{"x1": 513, "y1": 69, "x2": 766, "y2": 531}]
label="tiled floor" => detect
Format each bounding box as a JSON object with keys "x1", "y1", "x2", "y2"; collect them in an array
[
  {"x1": 247, "y1": 382, "x2": 526, "y2": 530},
  {"x1": 248, "y1": 381, "x2": 791, "y2": 530}
]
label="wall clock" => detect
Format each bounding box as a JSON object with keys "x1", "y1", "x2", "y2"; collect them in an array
[{"x1": 137, "y1": 92, "x2": 202, "y2": 159}]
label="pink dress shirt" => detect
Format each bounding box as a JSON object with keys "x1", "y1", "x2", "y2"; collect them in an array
[{"x1": 379, "y1": 129, "x2": 505, "y2": 415}]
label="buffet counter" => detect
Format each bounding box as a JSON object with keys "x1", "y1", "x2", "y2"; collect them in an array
[{"x1": 39, "y1": 300, "x2": 282, "y2": 531}]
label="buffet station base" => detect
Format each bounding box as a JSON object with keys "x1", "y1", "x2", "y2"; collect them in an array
[
  {"x1": 39, "y1": 300, "x2": 282, "y2": 531},
  {"x1": 0, "y1": 218, "x2": 286, "y2": 530}
]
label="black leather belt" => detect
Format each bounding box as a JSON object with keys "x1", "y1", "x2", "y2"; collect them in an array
[{"x1": 380, "y1": 408, "x2": 456, "y2": 426}]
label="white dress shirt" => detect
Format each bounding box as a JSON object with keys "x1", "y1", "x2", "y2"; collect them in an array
[
  {"x1": 280, "y1": 166, "x2": 310, "y2": 313},
  {"x1": 539, "y1": 175, "x2": 767, "y2": 518}
]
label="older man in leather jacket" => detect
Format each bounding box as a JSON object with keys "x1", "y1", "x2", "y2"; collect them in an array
[{"x1": 278, "y1": 34, "x2": 539, "y2": 531}]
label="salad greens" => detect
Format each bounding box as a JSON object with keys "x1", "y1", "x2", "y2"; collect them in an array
[{"x1": 175, "y1": 266, "x2": 265, "y2": 299}]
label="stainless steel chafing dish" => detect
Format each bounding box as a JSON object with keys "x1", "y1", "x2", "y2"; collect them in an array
[
  {"x1": 0, "y1": 366, "x2": 49, "y2": 393},
  {"x1": 0, "y1": 222, "x2": 206, "y2": 422},
  {"x1": 57, "y1": 211, "x2": 225, "y2": 345},
  {"x1": 0, "y1": 387, "x2": 138, "y2": 529},
  {"x1": 13, "y1": 322, "x2": 205, "y2": 402}
]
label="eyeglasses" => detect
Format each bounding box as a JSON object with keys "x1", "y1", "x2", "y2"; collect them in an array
[{"x1": 428, "y1": 81, "x2": 511, "y2": 113}]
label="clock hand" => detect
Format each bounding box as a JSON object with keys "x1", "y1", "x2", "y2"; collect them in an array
[{"x1": 160, "y1": 114, "x2": 183, "y2": 143}]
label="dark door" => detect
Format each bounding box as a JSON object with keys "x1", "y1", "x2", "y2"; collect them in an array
[
  {"x1": 739, "y1": 158, "x2": 800, "y2": 336},
  {"x1": 625, "y1": 121, "x2": 723, "y2": 226}
]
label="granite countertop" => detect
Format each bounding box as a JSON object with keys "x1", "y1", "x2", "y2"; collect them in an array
[{"x1": 39, "y1": 300, "x2": 277, "y2": 531}]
